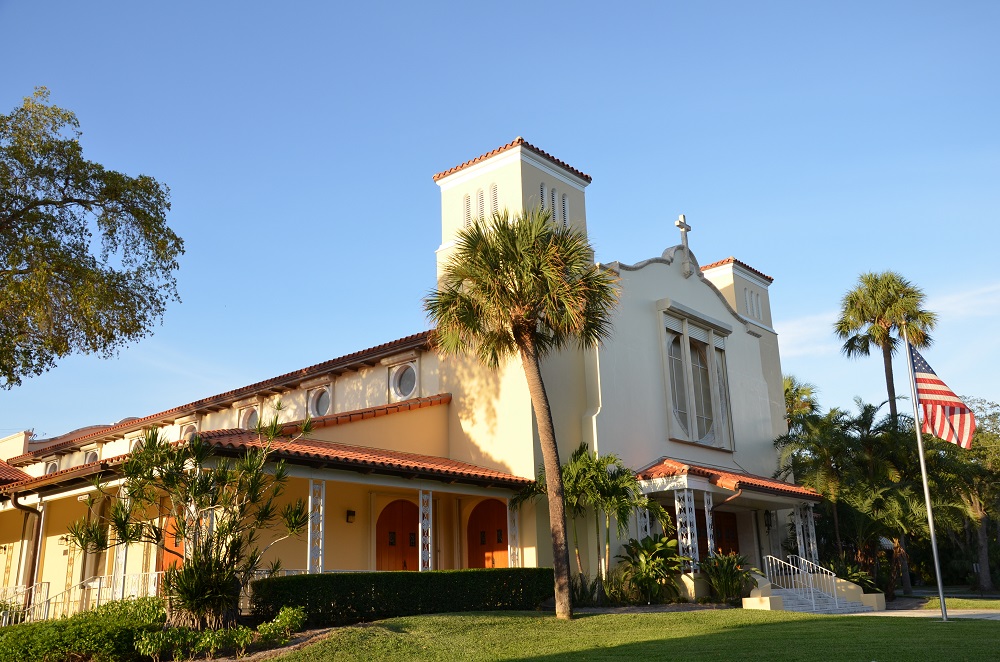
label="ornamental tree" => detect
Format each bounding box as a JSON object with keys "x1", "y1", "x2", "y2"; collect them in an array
[{"x1": 68, "y1": 411, "x2": 309, "y2": 629}]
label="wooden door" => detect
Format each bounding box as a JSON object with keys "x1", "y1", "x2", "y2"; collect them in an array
[
  {"x1": 467, "y1": 499, "x2": 508, "y2": 569},
  {"x1": 376, "y1": 500, "x2": 419, "y2": 571},
  {"x1": 714, "y1": 511, "x2": 740, "y2": 554},
  {"x1": 157, "y1": 515, "x2": 184, "y2": 571}
]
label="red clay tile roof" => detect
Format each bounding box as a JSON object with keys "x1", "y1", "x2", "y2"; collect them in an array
[
  {"x1": 700, "y1": 257, "x2": 773, "y2": 284},
  {"x1": 2, "y1": 394, "x2": 530, "y2": 494},
  {"x1": 0, "y1": 460, "x2": 30, "y2": 485},
  {"x1": 7, "y1": 331, "x2": 434, "y2": 465},
  {"x1": 432, "y1": 137, "x2": 592, "y2": 184},
  {"x1": 637, "y1": 458, "x2": 821, "y2": 501}
]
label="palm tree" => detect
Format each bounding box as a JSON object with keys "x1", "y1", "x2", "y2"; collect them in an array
[
  {"x1": 425, "y1": 208, "x2": 618, "y2": 620},
  {"x1": 833, "y1": 271, "x2": 937, "y2": 423},
  {"x1": 774, "y1": 408, "x2": 851, "y2": 553},
  {"x1": 783, "y1": 374, "x2": 819, "y2": 434}
]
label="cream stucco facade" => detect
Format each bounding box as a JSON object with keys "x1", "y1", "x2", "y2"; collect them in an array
[{"x1": 0, "y1": 138, "x2": 820, "y2": 617}]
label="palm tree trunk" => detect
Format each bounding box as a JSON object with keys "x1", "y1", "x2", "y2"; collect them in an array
[
  {"x1": 978, "y1": 515, "x2": 995, "y2": 591},
  {"x1": 831, "y1": 500, "x2": 843, "y2": 556},
  {"x1": 518, "y1": 337, "x2": 573, "y2": 620},
  {"x1": 881, "y1": 343, "x2": 898, "y2": 424},
  {"x1": 573, "y1": 518, "x2": 583, "y2": 576},
  {"x1": 899, "y1": 534, "x2": 912, "y2": 596}
]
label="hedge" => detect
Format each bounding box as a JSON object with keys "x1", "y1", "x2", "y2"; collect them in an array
[
  {"x1": 251, "y1": 568, "x2": 554, "y2": 626},
  {"x1": 0, "y1": 597, "x2": 165, "y2": 662}
]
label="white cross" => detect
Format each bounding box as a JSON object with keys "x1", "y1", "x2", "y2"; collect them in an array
[{"x1": 675, "y1": 214, "x2": 693, "y2": 278}]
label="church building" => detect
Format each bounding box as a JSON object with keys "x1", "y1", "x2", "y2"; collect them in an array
[{"x1": 0, "y1": 139, "x2": 820, "y2": 617}]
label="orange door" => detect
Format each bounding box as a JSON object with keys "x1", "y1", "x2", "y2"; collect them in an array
[
  {"x1": 158, "y1": 515, "x2": 184, "y2": 570},
  {"x1": 376, "y1": 500, "x2": 419, "y2": 571},
  {"x1": 467, "y1": 499, "x2": 508, "y2": 568}
]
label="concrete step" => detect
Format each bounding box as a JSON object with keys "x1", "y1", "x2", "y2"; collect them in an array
[{"x1": 770, "y1": 589, "x2": 873, "y2": 614}]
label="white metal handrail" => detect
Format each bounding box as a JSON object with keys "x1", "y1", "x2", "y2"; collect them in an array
[
  {"x1": 0, "y1": 582, "x2": 49, "y2": 626},
  {"x1": 764, "y1": 555, "x2": 816, "y2": 611},
  {"x1": 4, "y1": 572, "x2": 165, "y2": 624},
  {"x1": 788, "y1": 555, "x2": 839, "y2": 610}
]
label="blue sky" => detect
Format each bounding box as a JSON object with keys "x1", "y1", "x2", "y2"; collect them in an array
[{"x1": 3, "y1": 1, "x2": 998, "y2": 438}]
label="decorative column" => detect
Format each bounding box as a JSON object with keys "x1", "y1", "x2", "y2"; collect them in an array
[
  {"x1": 793, "y1": 504, "x2": 806, "y2": 560},
  {"x1": 674, "y1": 489, "x2": 699, "y2": 571},
  {"x1": 419, "y1": 490, "x2": 433, "y2": 571},
  {"x1": 703, "y1": 491, "x2": 716, "y2": 557},
  {"x1": 307, "y1": 480, "x2": 325, "y2": 574},
  {"x1": 507, "y1": 504, "x2": 520, "y2": 568},
  {"x1": 802, "y1": 504, "x2": 819, "y2": 564},
  {"x1": 636, "y1": 508, "x2": 651, "y2": 540}
]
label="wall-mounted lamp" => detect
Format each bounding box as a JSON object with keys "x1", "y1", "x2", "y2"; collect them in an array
[
  {"x1": 58, "y1": 535, "x2": 70, "y2": 547},
  {"x1": 346, "y1": 510, "x2": 356, "y2": 524}
]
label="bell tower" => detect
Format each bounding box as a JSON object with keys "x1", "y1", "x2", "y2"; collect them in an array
[{"x1": 432, "y1": 138, "x2": 592, "y2": 279}]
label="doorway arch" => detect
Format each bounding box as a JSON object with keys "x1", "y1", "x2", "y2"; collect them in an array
[
  {"x1": 467, "y1": 498, "x2": 508, "y2": 569},
  {"x1": 376, "y1": 499, "x2": 419, "y2": 571}
]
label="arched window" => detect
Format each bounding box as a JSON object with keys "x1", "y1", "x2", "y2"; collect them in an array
[
  {"x1": 663, "y1": 313, "x2": 732, "y2": 448},
  {"x1": 490, "y1": 184, "x2": 498, "y2": 214},
  {"x1": 463, "y1": 194, "x2": 471, "y2": 228},
  {"x1": 242, "y1": 408, "x2": 259, "y2": 430}
]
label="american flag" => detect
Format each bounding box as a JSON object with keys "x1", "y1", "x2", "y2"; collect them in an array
[{"x1": 909, "y1": 346, "x2": 976, "y2": 449}]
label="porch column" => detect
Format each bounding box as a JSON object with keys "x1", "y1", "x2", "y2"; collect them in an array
[
  {"x1": 307, "y1": 480, "x2": 325, "y2": 574},
  {"x1": 507, "y1": 503, "x2": 520, "y2": 568},
  {"x1": 703, "y1": 491, "x2": 716, "y2": 556},
  {"x1": 674, "y1": 489, "x2": 699, "y2": 571},
  {"x1": 419, "y1": 490, "x2": 433, "y2": 571},
  {"x1": 793, "y1": 504, "x2": 806, "y2": 559},
  {"x1": 802, "y1": 504, "x2": 819, "y2": 564},
  {"x1": 636, "y1": 508, "x2": 651, "y2": 540}
]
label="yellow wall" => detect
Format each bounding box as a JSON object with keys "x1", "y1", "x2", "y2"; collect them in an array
[{"x1": 308, "y1": 401, "x2": 449, "y2": 457}]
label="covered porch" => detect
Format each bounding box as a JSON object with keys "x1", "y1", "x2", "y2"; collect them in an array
[{"x1": 636, "y1": 457, "x2": 823, "y2": 599}]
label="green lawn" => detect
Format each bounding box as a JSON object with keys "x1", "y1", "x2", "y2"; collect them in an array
[
  {"x1": 922, "y1": 597, "x2": 1000, "y2": 610},
  {"x1": 277, "y1": 610, "x2": 1000, "y2": 661}
]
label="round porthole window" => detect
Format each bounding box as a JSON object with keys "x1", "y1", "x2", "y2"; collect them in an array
[
  {"x1": 243, "y1": 408, "x2": 259, "y2": 429},
  {"x1": 392, "y1": 364, "x2": 417, "y2": 400},
  {"x1": 84, "y1": 451, "x2": 99, "y2": 464},
  {"x1": 180, "y1": 425, "x2": 197, "y2": 441},
  {"x1": 45, "y1": 461, "x2": 59, "y2": 475},
  {"x1": 311, "y1": 389, "x2": 331, "y2": 417}
]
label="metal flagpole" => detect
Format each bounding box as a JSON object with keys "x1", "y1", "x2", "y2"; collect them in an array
[{"x1": 902, "y1": 324, "x2": 948, "y2": 622}]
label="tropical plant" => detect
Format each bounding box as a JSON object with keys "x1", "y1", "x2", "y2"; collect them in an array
[
  {"x1": 67, "y1": 411, "x2": 310, "y2": 629},
  {"x1": 783, "y1": 374, "x2": 819, "y2": 433},
  {"x1": 833, "y1": 271, "x2": 937, "y2": 422},
  {"x1": 825, "y1": 556, "x2": 878, "y2": 593},
  {"x1": 699, "y1": 551, "x2": 758, "y2": 604},
  {"x1": 425, "y1": 207, "x2": 619, "y2": 619},
  {"x1": 616, "y1": 535, "x2": 687, "y2": 603}
]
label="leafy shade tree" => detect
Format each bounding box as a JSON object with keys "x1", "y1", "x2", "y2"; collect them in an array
[
  {"x1": 68, "y1": 414, "x2": 308, "y2": 629},
  {"x1": 0, "y1": 87, "x2": 183, "y2": 388},
  {"x1": 426, "y1": 208, "x2": 618, "y2": 619},
  {"x1": 833, "y1": 271, "x2": 936, "y2": 422}
]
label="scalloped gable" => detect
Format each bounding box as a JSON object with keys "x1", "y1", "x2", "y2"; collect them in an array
[{"x1": 603, "y1": 245, "x2": 751, "y2": 334}]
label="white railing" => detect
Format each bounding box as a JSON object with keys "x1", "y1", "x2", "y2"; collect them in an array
[
  {"x1": 764, "y1": 556, "x2": 815, "y2": 611},
  {"x1": 788, "y1": 555, "x2": 839, "y2": 610},
  {"x1": 4, "y1": 572, "x2": 165, "y2": 624},
  {"x1": 0, "y1": 582, "x2": 49, "y2": 627},
  {"x1": 238, "y1": 569, "x2": 308, "y2": 613}
]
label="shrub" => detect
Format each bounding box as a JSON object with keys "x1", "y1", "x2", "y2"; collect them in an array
[
  {"x1": 0, "y1": 597, "x2": 165, "y2": 662},
  {"x1": 256, "y1": 606, "x2": 306, "y2": 647},
  {"x1": 251, "y1": 568, "x2": 554, "y2": 627},
  {"x1": 825, "y1": 557, "x2": 879, "y2": 593},
  {"x1": 616, "y1": 535, "x2": 687, "y2": 604},
  {"x1": 699, "y1": 552, "x2": 758, "y2": 604}
]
